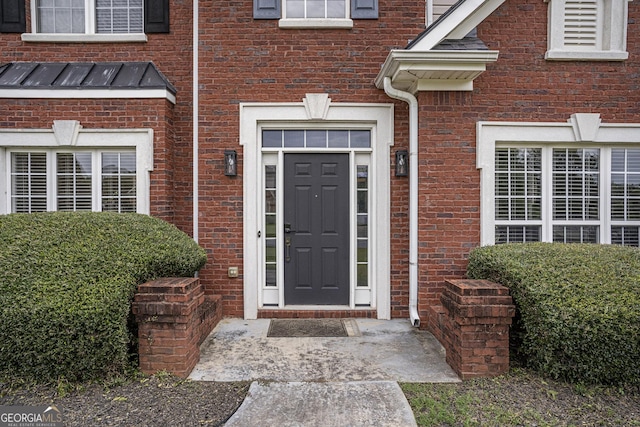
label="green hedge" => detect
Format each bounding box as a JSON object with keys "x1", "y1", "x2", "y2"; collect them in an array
[
  {"x1": 0, "y1": 212, "x2": 207, "y2": 382},
  {"x1": 467, "y1": 243, "x2": 640, "y2": 385}
]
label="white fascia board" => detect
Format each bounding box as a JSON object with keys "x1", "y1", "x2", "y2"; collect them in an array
[
  {"x1": 408, "y1": 0, "x2": 506, "y2": 51},
  {"x1": 0, "y1": 89, "x2": 176, "y2": 104}
]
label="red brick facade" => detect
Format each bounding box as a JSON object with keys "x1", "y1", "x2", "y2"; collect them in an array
[
  {"x1": 1, "y1": 0, "x2": 639, "y2": 322},
  {"x1": 426, "y1": 279, "x2": 515, "y2": 379},
  {"x1": 133, "y1": 278, "x2": 222, "y2": 378}
]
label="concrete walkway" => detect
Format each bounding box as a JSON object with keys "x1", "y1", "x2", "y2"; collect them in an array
[{"x1": 189, "y1": 318, "x2": 460, "y2": 426}]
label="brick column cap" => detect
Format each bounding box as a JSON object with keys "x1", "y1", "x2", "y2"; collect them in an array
[{"x1": 445, "y1": 279, "x2": 511, "y2": 297}]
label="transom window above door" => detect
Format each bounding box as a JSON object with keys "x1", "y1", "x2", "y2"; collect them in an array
[{"x1": 262, "y1": 129, "x2": 371, "y2": 149}]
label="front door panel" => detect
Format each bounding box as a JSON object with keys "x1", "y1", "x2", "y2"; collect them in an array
[{"x1": 284, "y1": 153, "x2": 350, "y2": 305}]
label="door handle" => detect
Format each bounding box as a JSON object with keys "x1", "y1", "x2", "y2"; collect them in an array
[
  {"x1": 284, "y1": 223, "x2": 295, "y2": 233},
  {"x1": 285, "y1": 236, "x2": 292, "y2": 262}
]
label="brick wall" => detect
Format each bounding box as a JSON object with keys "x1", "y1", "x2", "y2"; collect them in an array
[
  {"x1": 2, "y1": 0, "x2": 638, "y2": 320},
  {"x1": 0, "y1": 98, "x2": 178, "y2": 223},
  {"x1": 414, "y1": 0, "x2": 640, "y2": 320},
  {"x1": 195, "y1": 1, "x2": 424, "y2": 316},
  {"x1": 132, "y1": 277, "x2": 222, "y2": 378},
  {"x1": 0, "y1": 0, "x2": 195, "y2": 233},
  {"x1": 426, "y1": 279, "x2": 515, "y2": 379}
]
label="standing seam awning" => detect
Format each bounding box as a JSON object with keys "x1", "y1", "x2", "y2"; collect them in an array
[{"x1": 0, "y1": 62, "x2": 177, "y2": 103}]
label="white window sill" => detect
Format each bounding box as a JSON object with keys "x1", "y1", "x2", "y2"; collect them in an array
[
  {"x1": 545, "y1": 50, "x2": 628, "y2": 61},
  {"x1": 21, "y1": 33, "x2": 148, "y2": 43},
  {"x1": 278, "y1": 18, "x2": 353, "y2": 29}
]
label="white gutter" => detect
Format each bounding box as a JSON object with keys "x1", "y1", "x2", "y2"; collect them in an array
[
  {"x1": 383, "y1": 77, "x2": 420, "y2": 327},
  {"x1": 192, "y1": 0, "x2": 199, "y2": 244}
]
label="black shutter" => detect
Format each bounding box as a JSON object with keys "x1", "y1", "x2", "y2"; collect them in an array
[
  {"x1": 0, "y1": 0, "x2": 26, "y2": 33},
  {"x1": 144, "y1": 0, "x2": 169, "y2": 33},
  {"x1": 351, "y1": 0, "x2": 378, "y2": 19},
  {"x1": 254, "y1": 0, "x2": 280, "y2": 19}
]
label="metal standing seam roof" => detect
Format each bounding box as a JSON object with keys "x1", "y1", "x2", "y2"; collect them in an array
[{"x1": 0, "y1": 62, "x2": 177, "y2": 94}]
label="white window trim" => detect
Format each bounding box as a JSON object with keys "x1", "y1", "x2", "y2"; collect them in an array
[
  {"x1": 477, "y1": 113, "x2": 640, "y2": 245},
  {"x1": 24, "y1": 0, "x2": 147, "y2": 43},
  {"x1": 544, "y1": 0, "x2": 631, "y2": 61},
  {"x1": 22, "y1": 34, "x2": 148, "y2": 43},
  {"x1": 0, "y1": 121, "x2": 153, "y2": 215},
  {"x1": 0, "y1": 89, "x2": 175, "y2": 105},
  {"x1": 240, "y1": 94, "x2": 393, "y2": 319},
  {"x1": 279, "y1": 0, "x2": 353, "y2": 28}
]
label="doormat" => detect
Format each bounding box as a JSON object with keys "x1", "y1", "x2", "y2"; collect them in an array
[{"x1": 267, "y1": 319, "x2": 350, "y2": 337}]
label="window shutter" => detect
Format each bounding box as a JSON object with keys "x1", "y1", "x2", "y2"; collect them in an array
[
  {"x1": 144, "y1": 0, "x2": 169, "y2": 33},
  {"x1": 254, "y1": 0, "x2": 280, "y2": 19},
  {"x1": 0, "y1": 0, "x2": 26, "y2": 33},
  {"x1": 351, "y1": 0, "x2": 378, "y2": 19},
  {"x1": 563, "y1": 0, "x2": 598, "y2": 48}
]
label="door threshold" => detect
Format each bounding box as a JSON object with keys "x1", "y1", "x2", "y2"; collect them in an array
[{"x1": 257, "y1": 307, "x2": 376, "y2": 319}]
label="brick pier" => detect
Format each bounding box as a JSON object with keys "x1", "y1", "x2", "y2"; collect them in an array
[
  {"x1": 426, "y1": 279, "x2": 516, "y2": 379},
  {"x1": 132, "y1": 277, "x2": 222, "y2": 378}
]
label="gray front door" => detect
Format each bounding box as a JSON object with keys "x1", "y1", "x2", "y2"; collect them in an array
[{"x1": 284, "y1": 153, "x2": 350, "y2": 305}]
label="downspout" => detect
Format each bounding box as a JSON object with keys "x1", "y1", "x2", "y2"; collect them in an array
[
  {"x1": 383, "y1": 77, "x2": 420, "y2": 327},
  {"x1": 192, "y1": 0, "x2": 199, "y2": 244}
]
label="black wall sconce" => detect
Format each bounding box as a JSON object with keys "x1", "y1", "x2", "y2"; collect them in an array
[
  {"x1": 395, "y1": 150, "x2": 409, "y2": 177},
  {"x1": 224, "y1": 150, "x2": 237, "y2": 176}
]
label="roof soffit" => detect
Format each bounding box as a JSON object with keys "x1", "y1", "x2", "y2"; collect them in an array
[{"x1": 374, "y1": 49, "x2": 499, "y2": 93}]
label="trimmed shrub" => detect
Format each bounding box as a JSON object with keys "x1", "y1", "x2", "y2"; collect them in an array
[
  {"x1": 467, "y1": 243, "x2": 640, "y2": 385},
  {"x1": 0, "y1": 212, "x2": 207, "y2": 382}
]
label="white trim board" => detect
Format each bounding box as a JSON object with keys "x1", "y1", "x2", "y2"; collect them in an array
[
  {"x1": 477, "y1": 113, "x2": 640, "y2": 246},
  {"x1": 0, "y1": 121, "x2": 153, "y2": 215},
  {"x1": 240, "y1": 94, "x2": 394, "y2": 319}
]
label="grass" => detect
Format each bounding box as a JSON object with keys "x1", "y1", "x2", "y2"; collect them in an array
[{"x1": 401, "y1": 368, "x2": 640, "y2": 427}]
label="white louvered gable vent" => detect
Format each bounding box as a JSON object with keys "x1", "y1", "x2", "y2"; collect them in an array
[
  {"x1": 563, "y1": 0, "x2": 600, "y2": 49},
  {"x1": 545, "y1": 0, "x2": 628, "y2": 61}
]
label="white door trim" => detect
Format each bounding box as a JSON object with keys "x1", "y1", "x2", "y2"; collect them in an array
[{"x1": 240, "y1": 95, "x2": 394, "y2": 319}]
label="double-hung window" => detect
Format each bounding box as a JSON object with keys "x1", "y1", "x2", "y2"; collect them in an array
[
  {"x1": 478, "y1": 115, "x2": 640, "y2": 247},
  {"x1": 253, "y1": 0, "x2": 378, "y2": 28},
  {"x1": 1, "y1": 0, "x2": 170, "y2": 40},
  {"x1": 285, "y1": 0, "x2": 347, "y2": 19},
  {"x1": 35, "y1": 0, "x2": 143, "y2": 34}
]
